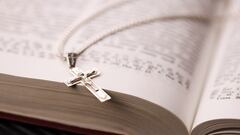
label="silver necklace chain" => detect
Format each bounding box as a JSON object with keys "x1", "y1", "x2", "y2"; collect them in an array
[{"x1": 56, "y1": 0, "x2": 132, "y2": 61}]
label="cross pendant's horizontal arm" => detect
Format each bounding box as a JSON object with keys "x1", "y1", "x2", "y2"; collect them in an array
[{"x1": 65, "y1": 77, "x2": 83, "y2": 87}]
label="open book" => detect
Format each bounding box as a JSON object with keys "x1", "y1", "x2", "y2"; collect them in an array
[{"x1": 0, "y1": 0, "x2": 240, "y2": 134}]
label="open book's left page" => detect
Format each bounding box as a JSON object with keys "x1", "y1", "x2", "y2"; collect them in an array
[{"x1": 0, "y1": 0, "x2": 215, "y2": 130}]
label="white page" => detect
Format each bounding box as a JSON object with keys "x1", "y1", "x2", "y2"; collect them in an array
[
  {"x1": 193, "y1": 0, "x2": 240, "y2": 128},
  {"x1": 0, "y1": 0, "x2": 214, "y2": 130}
]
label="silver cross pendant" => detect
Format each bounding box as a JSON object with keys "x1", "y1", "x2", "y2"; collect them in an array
[{"x1": 64, "y1": 53, "x2": 111, "y2": 102}]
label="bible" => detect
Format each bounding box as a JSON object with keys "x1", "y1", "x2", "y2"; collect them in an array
[{"x1": 0, "y1": 0, "x2": 240, "y2": 135}]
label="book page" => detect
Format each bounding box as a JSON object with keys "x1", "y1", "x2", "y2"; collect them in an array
[
  {"x1": 193, "y1": 0, "x2": 240, "y2": 128},
  {"x1": 0, "y1": 0, "x2": 214, "y2": 130}
]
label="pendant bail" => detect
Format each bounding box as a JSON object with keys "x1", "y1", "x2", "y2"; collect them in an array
[{"x1": 66, "y1": 53, "x2": 78, "y2": 68}]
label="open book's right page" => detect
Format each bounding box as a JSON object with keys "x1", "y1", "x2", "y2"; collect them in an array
[{"x1": 193, "y1": 0, "x2": 240, "y2": 131}]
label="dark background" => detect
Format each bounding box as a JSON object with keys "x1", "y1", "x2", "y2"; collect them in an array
[{"x1": 0, "y1": 119, "x2": 80, "y2": 135}]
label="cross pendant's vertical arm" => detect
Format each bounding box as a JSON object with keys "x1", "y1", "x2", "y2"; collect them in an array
[{"x1": 84, "y1": 78, "x2": 111, "y2": 102}]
